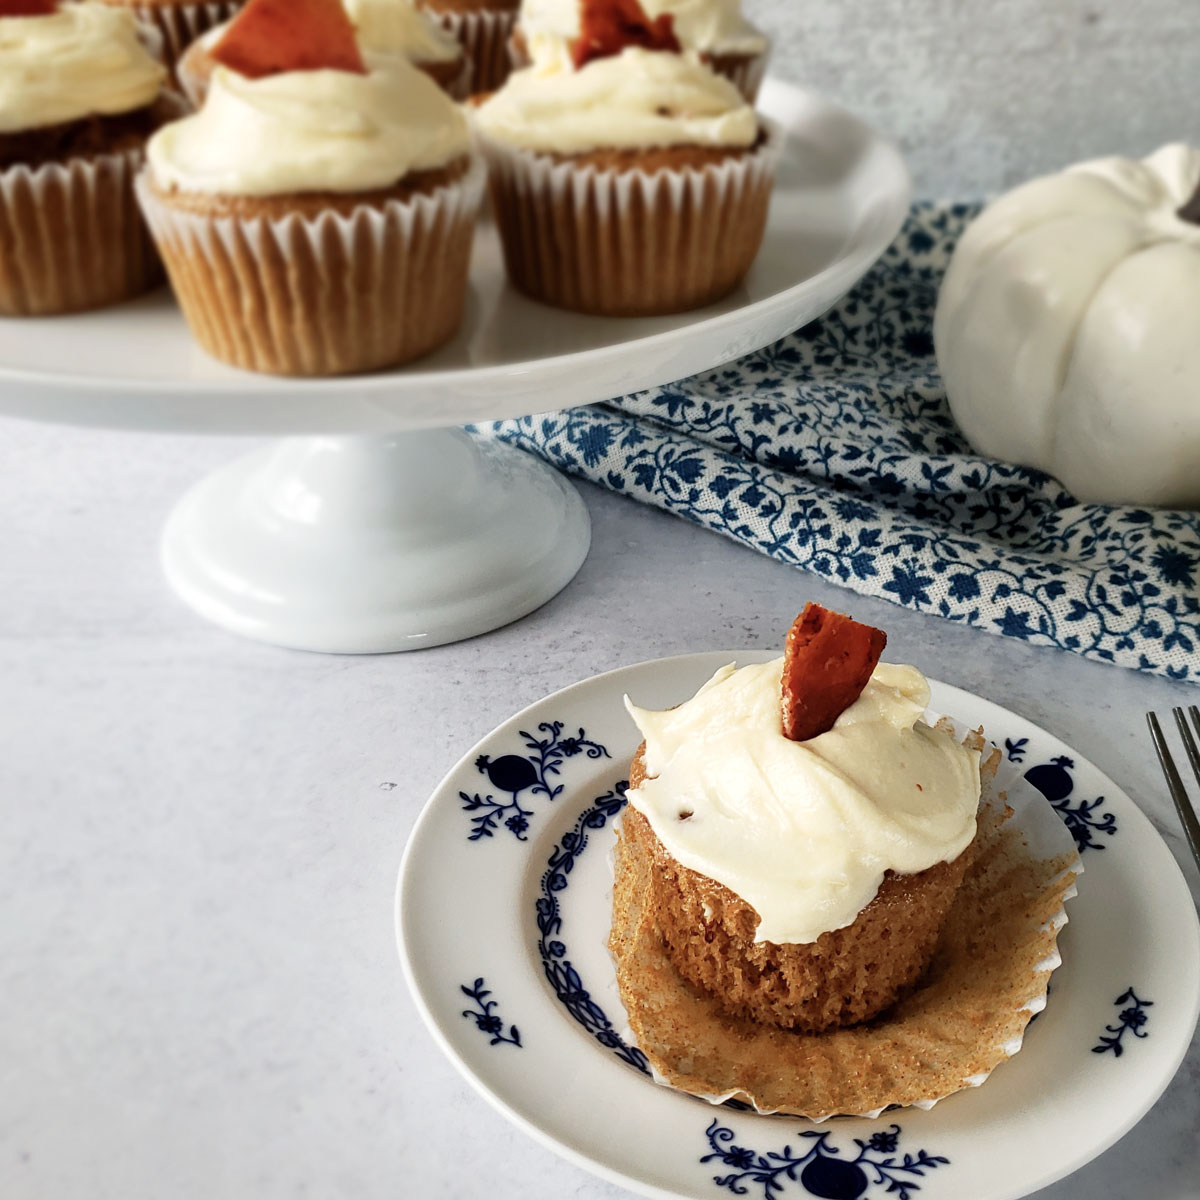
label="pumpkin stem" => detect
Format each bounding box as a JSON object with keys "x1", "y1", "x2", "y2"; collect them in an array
[{"x1": 1178, "y1": 175, "x2": 1200, "y2": 224}]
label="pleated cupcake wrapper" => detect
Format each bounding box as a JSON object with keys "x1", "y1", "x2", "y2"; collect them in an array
[
  {"x1": 609, "y1": 723, "x2": 1083, "y2": 1121},
  {"x1": 505, "y1": 31, "x2": 530, "y2": 72},
  {"x1": 442, "y1": 52, "x2": 475, "y2": 101},
  {"x1": 135, "y1": 156, "x2": 485, "y2": 376},
  {"x1": 175, "y1": 46, "x2": 208, "y2": 109},
  {"x1": 127, "y1": 1, "x2": 245, "y2": 70},
  {"x1": 714, "y1": 50, "x2": 767, "y2": 104},
  {"x1": 479, "y1": 118, "x2": 783, "y2": 316},
  {"x1": 0, "y1": 147, "x2": 161, "y2": 316},
  {"x1": 426, "y1": 7, "x2": 516, "y2": 93}
]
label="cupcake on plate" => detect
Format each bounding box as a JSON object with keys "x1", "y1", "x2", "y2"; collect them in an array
[
  {"x1": 136, "y1": 0, "x2": 485, "y2": 375},
  {"x1": 177, "y1": 0, "x2": 472, "y2": 107},
  {"x1": 95, "y1": 0, "x2": 246, "y2": 72},
  {"x1": 611, "y1": 604, "x2": 1082, "y2": 1118},
  {"x1": 0, "y1": 0, "x2": 184, "y2": 316},
  {"x1": 619, "y1": 605, "x2": 982, "y2": 1033},
  {"x1": 416, "y1": 0, "x2": 518, "y2": 93},
  {"x1": 511, "y1": 0, "x2": 769, "y2": 101},
  {"x1": 472, "y1": 0, "x2": 781, "y2": 316}
]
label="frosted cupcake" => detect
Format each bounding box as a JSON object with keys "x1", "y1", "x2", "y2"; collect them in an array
[
  {"x1": 511, "y1": 0, "x2": 769, "y2": 101},
  {"x1": 178, "y1": 0, "x2": 472, "y2": 106},
  {"x1": 0, "y1": 0, "x2": 184, "y2": 315},
  {"x1": 416, "y1": 0, "x2": 519, "y2": 93},
  {"x1": 473, "y1": 20, "x2": 780, "y2": 316},
  {"x1": 620, "y1": 608, "x2": 982, "y2": 1033},
  {"x1": 137, "y1": 0, "x2": 484, "y2": 375},
  {"x1": 95, "y1": 0, "x2": 247, "y2": 72},
  {"x1": 611, "y1": 605, "x2": 1082, "y2": 1118}
]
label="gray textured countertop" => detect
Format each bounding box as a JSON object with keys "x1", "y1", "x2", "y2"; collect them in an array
[
  {"x1": 5, "y1": 7, "x2": 1200, "y2": 1193},
  {"x1": 746, "y1": 0, "x2": 1195, "y2": 196},
  {"x1": 2, "y1": 421, "x2": 1197, "y2": 1200}
]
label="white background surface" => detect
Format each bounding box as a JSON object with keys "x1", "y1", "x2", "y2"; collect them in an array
[{"x1": 2, "y1": 421, "x2": 1198, "y2": 1200}]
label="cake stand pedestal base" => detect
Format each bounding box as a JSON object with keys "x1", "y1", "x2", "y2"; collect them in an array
[{"x1": 161, "y1": 429, "x2": 590, "y2": 653}]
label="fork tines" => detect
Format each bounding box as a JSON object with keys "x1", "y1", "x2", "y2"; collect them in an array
[{"x1": 1147, "y1": 708, "x2": 1200, "y2": 874}]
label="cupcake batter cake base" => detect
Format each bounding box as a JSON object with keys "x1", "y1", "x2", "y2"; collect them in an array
[{"x1": 610, "y1": 738, "x2": 1080, "y2": 1120}]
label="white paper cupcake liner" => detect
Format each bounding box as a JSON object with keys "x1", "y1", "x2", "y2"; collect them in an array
[
  {"x1": 424, "y1": 6, "x2": 517, "y2": 93},
  {"x1": 609, "y1": 723, "x2": 1083, "y2": 1121},
  {"x1": 0, "y1": 147, "x2": 162, "y2": 316},
  {"x1": 477, "y1": 118, "x2": 783, "y2": 315},
  {"x1": 712, "y1": 49, "x2": 768, "y2": 104},
  {"x1": 135, "y1": 156, "x2": 486, "y2": 375},
  {"x1": 120, "y1": 1, "x2": 245, "y2": 70},
  {"x1": 440, "y1": 51, "x2": 475, "y2": 101}
]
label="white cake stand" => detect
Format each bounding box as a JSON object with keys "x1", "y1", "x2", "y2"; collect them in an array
[{"x1": 0, "y1": 81, "x2": 909, "y2": 653}]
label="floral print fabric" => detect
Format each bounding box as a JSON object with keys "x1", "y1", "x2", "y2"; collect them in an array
[{"x1": 483, "y1": 203, "x2": 1200, "y2": 681}]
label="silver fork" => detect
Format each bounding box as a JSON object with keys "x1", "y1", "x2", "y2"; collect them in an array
[{"x1": 1146, "y1": 708, "x2": 1200, "y2": 873}]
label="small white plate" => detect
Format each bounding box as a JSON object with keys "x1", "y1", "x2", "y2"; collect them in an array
[{"x1": 397, "y1": 653, "x2": 1200, "y2": 1200}]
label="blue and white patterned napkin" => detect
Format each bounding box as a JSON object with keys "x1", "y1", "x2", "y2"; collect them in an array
[{"x1": 484, "y1": 203, "x2": 1200, "y2": 682}]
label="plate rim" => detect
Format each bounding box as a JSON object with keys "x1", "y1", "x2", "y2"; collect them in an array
[{"x1": 397, "y1": 649, "x2": 1200, "y2": 1200}]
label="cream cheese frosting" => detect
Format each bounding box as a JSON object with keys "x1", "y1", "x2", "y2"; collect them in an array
[
  {"x1": 624, "y1": 658, "x2": 981, "y2": 946},
  {"x1": 343, "y1": 0, "x2": 462, "y2": 62},
  {"x1": 0, "y1": 3, "x2": 167, "y2": 134},
  {"x1": 518, "y1": 0, "x2": 767, "y2": 56},
  {"x1": 473, "y1": 46, "x2": 757, "y2": 154},
  {"x1": 147, "y1": 54, "x2": 471, "y2": 196}
]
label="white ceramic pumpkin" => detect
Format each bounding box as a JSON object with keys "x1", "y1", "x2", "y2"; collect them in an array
[{"x1": 934, "y1": 143, "x2": 1200, "y2": 508}]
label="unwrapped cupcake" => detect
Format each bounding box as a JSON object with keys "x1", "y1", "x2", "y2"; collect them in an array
[
  {"x1": 95, "y1": 0, "x2": 246, "y2": 72},
  {"x1": 177, "y1": 0, "x2": 472, "y2": 107},
  {"x1": 136, "y1": 0, "x2": 485, "y2": 376},
  {"x1": 511, "y1": 0, "x2": 769, "y2": 102},
  {"x1": 473, "y1": 0, "x2": 781, "y2": 316},
  {"x1": 0, "y1": 0, "x2": 185, "y2": 316},
  {"x1": 611, "y1": 604, "x2": 1081, "y2": 1118}
]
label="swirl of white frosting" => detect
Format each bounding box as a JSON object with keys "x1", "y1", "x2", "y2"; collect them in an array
[
  {"x1": 342, "y1": 0, "x2": 461, "y2": 62},
  {"x1": 518, "y1": 0, "x2": 766, "y2": 55},
  {"x1": 0, "y1": 4, "x2": 167, "y2": 134},
  {"x1": 473, "y1": 46, "x2": 757, "y2": 154},
  {"x1": 624, "y1": 659, "x2": 981, "y2": 945},
  {"x1": 147, "y1": 55, "x2": 470, "y2": 196}
]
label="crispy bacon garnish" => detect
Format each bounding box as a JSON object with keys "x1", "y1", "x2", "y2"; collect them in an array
[
  {"x1": 210, "y1": 0, "x2": 366, "y2": 80},
  {"x1": 0, "y1": 0, "x2": 60, "y2": 15},
  {"x1": 571, "y1": 0, "x2": 681, "y2": 70},
  {"x1": 780, "y1": 604, "x2": 888, "y2": 741}
]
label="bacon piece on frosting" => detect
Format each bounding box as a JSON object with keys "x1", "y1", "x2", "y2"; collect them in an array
[
  {"x1": 0, "y1": 0, "x2": 60, "y2": 15},
  {"x1": 571, "y1": 0, "x2": 681, "y2": 70},
  {"x1": 781, "y1": 604, "x2": 888, "y2": 741},
  {"x1": 210, "y1": 0, "x2": 366, "y2": 80}
]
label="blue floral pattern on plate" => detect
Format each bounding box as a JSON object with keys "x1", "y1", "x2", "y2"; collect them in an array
[
  {"x1": 482, "y1": 203, "x2": 1200, "y2": 682},
  {"x1": 1092, "y1": 988, "x2": 1153, "y2": 1056},
  {"x1": 1017, "y1": 751, "x2": 1118, "y2": 853},
  {"x1": 460, "y1": 978, "x2": 522, "y2": 1048},
  {"x1": 535, "y1": 784, "x2": 649, "y2": 1074},
  {"x1": 702, "y1": 1120, "x2": 947, "y2": 1200},
  {"x1": 461, "y1": 722, "x2": 610, "y2": 841}
]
